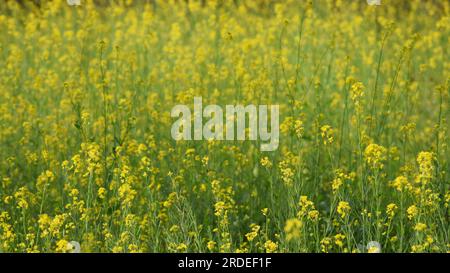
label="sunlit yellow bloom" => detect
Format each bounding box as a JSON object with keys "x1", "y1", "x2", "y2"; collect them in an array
[
  {"x1": 264, "y1": 240, "x2": 278, "y2": 253},
  {"x1": 364, "y1": 144, "x2": 387, "y2": 170},
  {"x1": 284, "y1": 219, "x2": 303, "y2": 241},
  {"x1": 337, "y1": 201, "x2": 351, "y2": 219}
]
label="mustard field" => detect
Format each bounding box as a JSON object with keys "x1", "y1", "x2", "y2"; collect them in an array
[{"x1": 0, "y1": 0, "x2": 448, "y2": 253}]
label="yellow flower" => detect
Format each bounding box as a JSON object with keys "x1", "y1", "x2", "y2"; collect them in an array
[
  {"x1": 337, "y1": 201, "x2": 351, "y2": 218},
  {"x1": 415, "y1": 151, "x2": 434, "y2": 185},
  {"x1": 118, "y1": 183, "x2": 136, "y2": 206},
  {"x1": 245, "y1": 224, "x2": 260, "y2": 242},
  {"x1": 332, "y1": 177, "x2": 343, "y2": 193},
  {"x1": 364, "y1": 144, "x2": 387, "y2": 170},
  {"x1": 49, "y1": 214, "x2": 67, "y2": 237},
  {"x1": 445, "y1": 192, "x2": 450, "y2": 208},
  {"x1": 279, "y1": 160, "x2": 294, "y2": 186},
  {"x1": 207, "y1": 241, "x2": 216, "y2": 251},
  {"x1": 320, "y1": 237, "x2": 332, "y2": 253},
  {"x1": 414, "y1": 222, "x2": 427, "y2": 232},
  {"x1": 308, "y1": 210, "x2": 319, "y2": 221},
  {"x1": 38, "y1": 214, "x2": 51, "y2": 238},
  {"x1": 128, "y1": 244, "x2": 140, "y2": 253},
  {"x1": 294, "y1": 119, "x2": 304, "y2": 138},
  {"x1": 176, "y1": 243, "x2": 188, "y2": 252},
  {"x1": 260, "y1": 157, "x2": 272, "y2": 168},
  {"x1": 264, "y1": 240, "x2": 278, "y2": 253},
  {"x1": 407, "y1": 205, "x2": 418, "y2": 220},
  {"x1": 386, "y1": 203, "x2": 398, "y2": 219},
  {"x1": 284, "y1": 218, "x2": 303, "y2": 241},
  {"x1": 320, "y1": 125, "x2": 334, "y2": 145},
  {"x1": 112, "y1": 246, "x2": 123, "y2": 253},
  {"x1": 98, "y1": 187, "x2": 106, "y2": 199},
  {"x1": 334, "y1": 233, "x2": 346, "y2": 248},
  {"x1": 214, "y1": 201, "x2": 227, "y2": 217},
  {"x1": 55, "y1": 239, "x2": 70, "y2": 253},
  {"x1": 390, "y1": 176, "x2": 410, "y2": 192},
  {"x1": 280, "y1": 117, "x2": 294, "y2": 135},
  {"x1": 36, "y1": 170, "x2": 55, "y2": 190},
  {"x1": 350, "y1": 81, "x2": 364, "y2": 111}
]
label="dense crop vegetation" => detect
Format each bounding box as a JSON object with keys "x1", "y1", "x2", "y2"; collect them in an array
[{"x1": 0, "y1": 0, "x2": 448, "y2": 253}]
